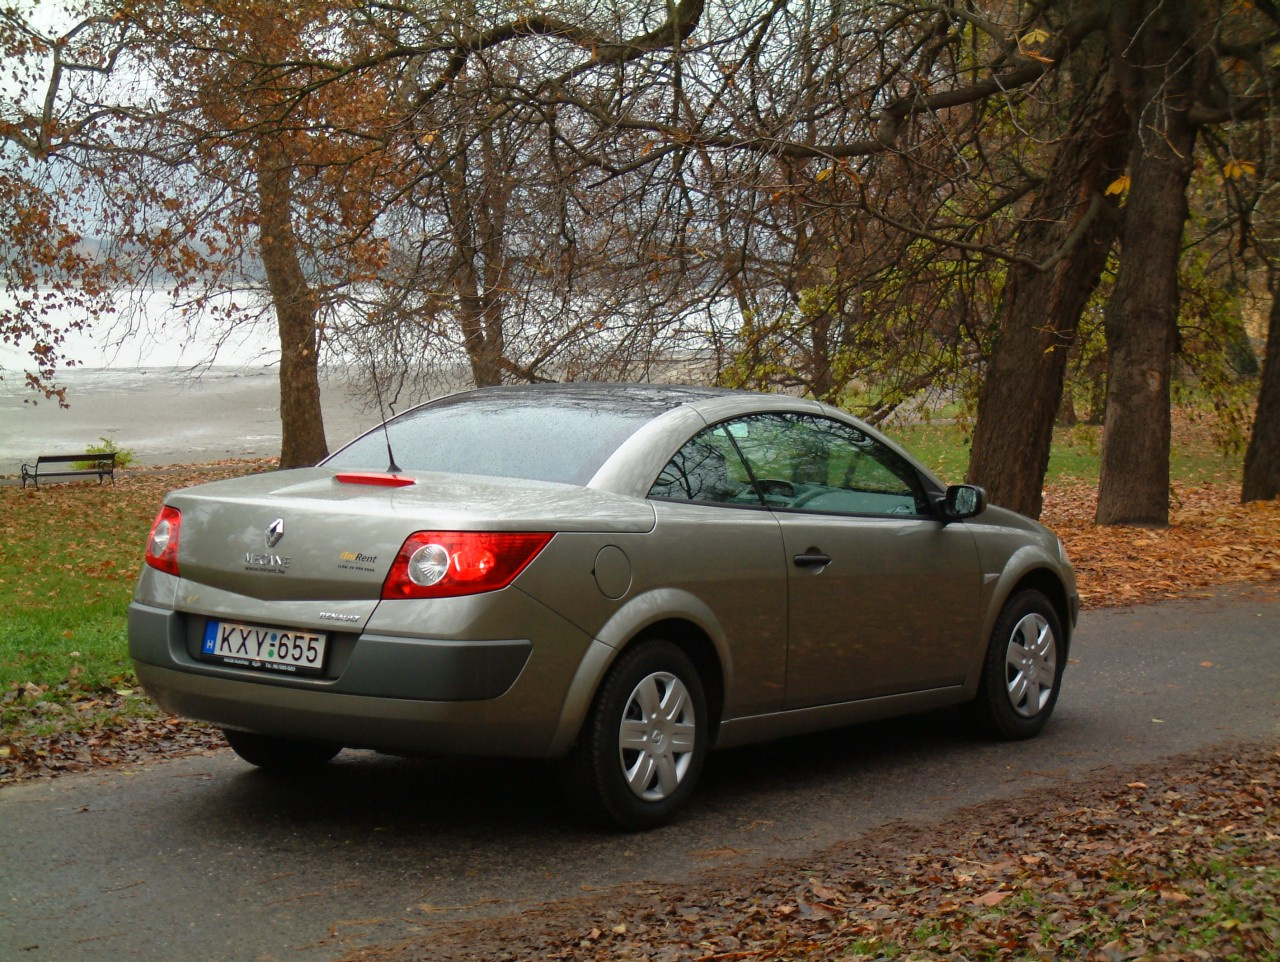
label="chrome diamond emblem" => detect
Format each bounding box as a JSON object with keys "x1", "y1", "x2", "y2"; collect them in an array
[{"x1": 265, "y1": 518, "x2": 285, "y2": 549}]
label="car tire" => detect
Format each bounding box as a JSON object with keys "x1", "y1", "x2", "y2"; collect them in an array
[
  {"x1": 222, "y1": 729, "x2": 341, "y2": 770},
  {"x1": 972, "y1": 589, "x2": 1065, "y2": 740},
  {"x1": 565, "y1": 639, "x2": 708, "y2": 830}
]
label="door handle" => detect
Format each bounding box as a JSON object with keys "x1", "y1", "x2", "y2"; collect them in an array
[{"x1": 793, "y1": 550, "x2": 832, "y2": 568}]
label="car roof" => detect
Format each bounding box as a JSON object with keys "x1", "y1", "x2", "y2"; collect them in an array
[{"x1": 431, "y1": 382, "x2": 747, "y2": 412}]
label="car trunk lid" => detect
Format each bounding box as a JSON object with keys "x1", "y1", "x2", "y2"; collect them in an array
[{"x1": 166, "y1": 467, "x2": 654, "y2": 605}]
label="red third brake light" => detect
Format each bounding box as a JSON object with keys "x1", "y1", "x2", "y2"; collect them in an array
[
  {"x1": 382, "y1": 531, "x2": 553, "y2": 599},
  {"x1": 335, "y1": 472, "x2": 416, "y2": 488},
  {"x1": 145, "y1": 506, "x2": 182, "y2": 576}
]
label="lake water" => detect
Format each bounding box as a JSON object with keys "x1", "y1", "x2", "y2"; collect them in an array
[
  {"x1": 0, "y1": 366, "x2": 380, "y2": 469},
  {"x1": 0, "y1": 290, "x2": 386, "y2": 469}
]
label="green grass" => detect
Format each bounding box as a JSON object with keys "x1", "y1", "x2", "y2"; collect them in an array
[
  {"x1": 890, "y1": 422, "x2": 972, "y2": 481},
  {"x1": 888, "y1": 419, "x2": 1243, "y2": 486},
  {"x1": 0, "y1": 469, "x2": 255, "y2": 736},
  {"x1": 0, "y1": 495, "x2": 150, "y2": 697}
]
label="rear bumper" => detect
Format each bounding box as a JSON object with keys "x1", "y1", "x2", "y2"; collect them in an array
[{"x1": 128, "y1": 600, "x2": 600, "y2": 757}]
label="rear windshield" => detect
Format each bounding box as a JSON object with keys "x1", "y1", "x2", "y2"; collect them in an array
[{"x1": 324, "y1": 387, "x2": 694, "y2": 486}]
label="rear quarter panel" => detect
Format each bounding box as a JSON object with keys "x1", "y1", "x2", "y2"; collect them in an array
[{"x1": 513, "y1": 501, "x2": 789, "y2": 726}]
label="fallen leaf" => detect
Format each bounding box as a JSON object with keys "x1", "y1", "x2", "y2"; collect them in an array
[
  {"x1": 809, "y1": 881, "x2": 843, "y2": 902},
  {"x1": 973, "y1": 890, "x2": 1014, "y2": 907}
]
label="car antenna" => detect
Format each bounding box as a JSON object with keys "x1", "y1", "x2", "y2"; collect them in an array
[{"x1": 369, "y1": 356, "x2": 402, "y2": 474}]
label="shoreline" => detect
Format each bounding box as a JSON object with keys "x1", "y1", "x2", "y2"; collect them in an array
[{"x1": 0, "y1": 366, "x2": 376, "y2": 469}]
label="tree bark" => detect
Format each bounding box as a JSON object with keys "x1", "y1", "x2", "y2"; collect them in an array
[
  {"x1": 257, "y1": 137, "x2": 329, "y2": 468},
  {"x1": 966, "y1": 72, "x2": 1129, "y2": 518},
  {"x1": 1241, "y1": 270, "x2": 1280, "y2": 502},
  {"x1": 446, "y1": 128, "x2": 511, "y2": 388},
  {"x1": 1094, "y1": 0, "x2": 1206, "y2": 526}
]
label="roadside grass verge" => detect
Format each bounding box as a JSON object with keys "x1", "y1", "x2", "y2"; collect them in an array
[
  {"x1": 375, "y1": 743, "x2": 1277, "y2": 962},
  {"x1": 0, "y1": 461, "x2": 274, "y2": 759}
]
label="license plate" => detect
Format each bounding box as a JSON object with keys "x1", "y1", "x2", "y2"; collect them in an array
[{"x1": 201, "y1": 620, "x2": 327, "y2": 675}]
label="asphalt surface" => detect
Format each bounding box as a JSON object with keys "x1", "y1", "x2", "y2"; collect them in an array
[{"x1": 2, "y1": 582, "x2": 1277, "y2": 961}]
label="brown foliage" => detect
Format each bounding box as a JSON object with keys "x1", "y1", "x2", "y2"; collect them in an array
[
  {"x1": 1043, "y1": 482, "x2": 1280, "y2": 608},
  {"x1": 342, "y1": 744, "x2": 1278, "y2": 962},
  {"x1": 0, "y1": 693, "x2": 224, "y2": 779}
]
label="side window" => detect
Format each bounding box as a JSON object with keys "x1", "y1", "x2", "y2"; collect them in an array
[
  {"x1": 731, "y1": 413, "x2": 930, "y2": 517},
  {"x1": 648, "y1": 425, "x2": 760, "y2": 506}
]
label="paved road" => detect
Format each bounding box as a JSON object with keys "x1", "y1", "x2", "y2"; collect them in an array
[{"x1": 3, "y1": 583, "x2": 1277, "y2": 961}]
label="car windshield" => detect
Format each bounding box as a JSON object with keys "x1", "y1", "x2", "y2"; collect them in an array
[{"x1": 324, "y1": 386, "x2": 700, "y2": 486}]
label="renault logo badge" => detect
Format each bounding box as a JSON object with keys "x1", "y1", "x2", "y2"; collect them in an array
[{"x1": 265, "y1": 518, "x2": 285, "y2": 548}]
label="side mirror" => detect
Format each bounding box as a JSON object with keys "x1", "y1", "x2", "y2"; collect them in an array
[{"x1": 941, "y1": 484, "x2": 987, "y2": 521}]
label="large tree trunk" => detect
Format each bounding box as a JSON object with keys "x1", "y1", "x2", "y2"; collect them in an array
[
  {"x1": 967, "y1": 71, "x2": 1129, "y2": 518},
  {"x1": 455, "y1": 279, "x2": 506, "y2": 388},
  {"x1": 257, "y1": 138, "x2": 329, "y2": 468},
  {"x1": 1094, "y1": 0, "x2": 1204, "y2": 526},
  {"x1": 446, "y1": 129, "x2": 511, "y2": 388},
  {"x1": 1242, "y1": 270, "x2": 1280, "y2": 502}
]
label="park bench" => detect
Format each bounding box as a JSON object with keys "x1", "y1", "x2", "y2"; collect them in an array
[{"x1": 20, "y1": 452, "x2": 117, "y2": 488}]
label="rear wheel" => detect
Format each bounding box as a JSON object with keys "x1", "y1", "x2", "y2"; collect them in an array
[
  {"x1": 972, "y1": 589, "x2": 1064, "y2": 739},
  {"x1": 222, "y1": 730, "x2": 341, "y2": 770},
  {"x1": 566, "y1": 639, "x2": 708, "y2": 830}
]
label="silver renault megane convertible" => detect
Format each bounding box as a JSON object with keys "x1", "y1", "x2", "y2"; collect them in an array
[{"x1": 129, "y1": 384, "x2": 1078, "y2": 828}]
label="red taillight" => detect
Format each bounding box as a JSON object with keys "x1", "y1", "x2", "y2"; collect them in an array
[
  {"x1": 381, "y1": 531, "x2": 552, "y2": 599},
  {"x1": 145, "y1": 506, "x2": 182, "y2": 576}
]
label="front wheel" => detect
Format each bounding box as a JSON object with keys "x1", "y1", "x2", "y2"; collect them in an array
[
  {"x1": 971, "y1": 589, "x2": 1065, "y2": 740},
  {"x1": 565, "y1": 640, "x2": 708, "y2": 830},
  {"x1": 222, "y1": 729, "x2": 341, "y2": 770}
]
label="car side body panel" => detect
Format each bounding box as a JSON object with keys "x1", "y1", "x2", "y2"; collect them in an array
[{"x1": 774, "y1": 513, "x2": 982, "y2": 706}]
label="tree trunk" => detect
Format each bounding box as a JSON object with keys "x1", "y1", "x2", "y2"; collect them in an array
[
  {"x1": 1241, "y1": 270, "x2": 1280, "y2": 502},
  {"x1": 1095, "y1": 0, "x2": 1204, "y2": 526},
  {"x1": 966, "y1": 72, "x2": 1129, "y2": 518},
  {"x1": 1084, "y1": 353, "x2": 1107, "y2": 424},
  {"x1": 257, "y1": 138, "x2": 329, "y2": 468},
  {"x1": 455, "y1": 280, "x2": 506, "y2": 387},
  {"x1": 446, "y1": 129, "x2": 511, "y2": 388}
]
